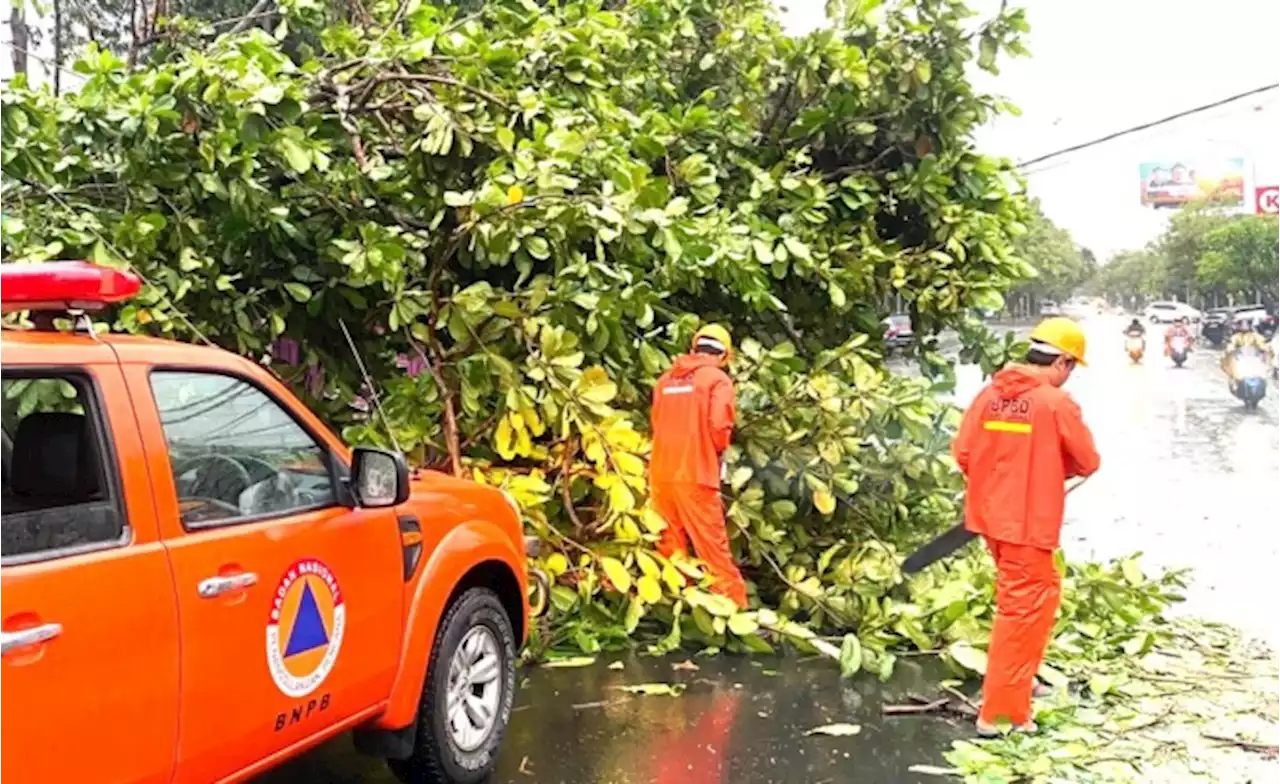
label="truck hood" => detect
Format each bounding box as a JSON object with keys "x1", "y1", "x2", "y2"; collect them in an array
[{"x1": 402, "y1": 468, "x2": 524, "y2": 547}]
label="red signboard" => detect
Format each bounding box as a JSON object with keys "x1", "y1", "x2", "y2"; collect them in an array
[{"x1": 1256, "y1": 186, "x2": 1279, "y2": 215}]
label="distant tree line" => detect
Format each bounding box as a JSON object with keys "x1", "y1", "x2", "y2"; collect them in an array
[
  {"x1": 1000, "y1": 198, "x2": 1097, "y2": 318},
  {"x1": 1087, "y1": 204, "x2": 1279, "y2": 311}
]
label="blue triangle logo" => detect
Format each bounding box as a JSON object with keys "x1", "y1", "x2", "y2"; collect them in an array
[{"x1": 284, "y1": 582, "x2": 330, "y2": 657}]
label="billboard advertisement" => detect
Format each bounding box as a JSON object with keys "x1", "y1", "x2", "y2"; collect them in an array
[{"x1": 1139, "y1": 157, "x2": 1246, "y2": 208}]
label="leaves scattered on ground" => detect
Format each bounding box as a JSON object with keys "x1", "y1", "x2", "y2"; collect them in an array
[
  {"x1": 805, "y1": 723, "x2": 863, "y2": 737},
  {"x1": 541, "y1": 656, "x2": 597, "y2": 669},
  {"x1": 615, "y1": 682, "x2": 687, "y2": 697},
  {"x1": 942, "y1": 619, "x2": 1278, "y2": 783}
]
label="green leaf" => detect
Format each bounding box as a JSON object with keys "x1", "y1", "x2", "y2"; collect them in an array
[
  {"x1": 495, "y1": 126, "x2": 515, "y2": 153},
  {"x1": 1037, "y1": 662, "x2": 1069, "y2": 688},
  {"x1": 526, "y1": 236, "x2": 551, "y2": 260},
  {"x1": 805, "y1": 723, "x2": 861, "y2": 737},
  {"x1": 948, "y1": 641, "x2": 988, "y2": 675},
  {"x1": 283, "y1": 282, "x2": 312, "y2": 303},
  {"x1": 637, "y1": 574, "x2": 662, "y2": 604},
  {"x1": 907, "y1": 765, "x2": 959, "y2": 777},
  {"x1": 1121, "y1": 558, "x2": 1144, "y2": 586},
  {"x1": 839, "y1": 634, "x2": 862, "y2": 678},
  {"x1": 813, "y1": 489, "x2": 836, "y2": 516},
  {"x1": 624, "y1": 597, "x2": 645, "y2": 633},
  {"x1": 278, "y1": 138, "x2": 311, "y2": 174},
  {"x1": 783, "y1": 237, "x2": 811, "y2": 260},
  {"x1": 616, "y1": 682, "x2": 686, "y2": 696},
  {"x1": 978, "y1": 33, "x2": 999, "y2": 71},
  {"x1": 580, "y1": 379, "x2": 618, "y2": 403},
  {"x1": 727, "y1": 612, "x2": 759, "y2": 636},
  {"x1": 542, "y1": 656, "x2": 596, "y2": 668},
  {"x1": 602, "y1": 557, "x2": 632, "y2": 594}
]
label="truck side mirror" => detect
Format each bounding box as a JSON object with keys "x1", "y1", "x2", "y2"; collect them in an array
[{"x1": 350, "y1": 447, "x2": 409, "y2": 508}]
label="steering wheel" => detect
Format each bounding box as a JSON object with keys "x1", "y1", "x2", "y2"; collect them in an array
[{"x1": 174, "y1": 454, "x2": 253, "y2": 504}]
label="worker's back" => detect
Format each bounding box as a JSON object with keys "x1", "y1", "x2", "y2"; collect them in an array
[
  {"x1": 650, "y1": 354, "x2": 734, "y2": 487},
  {"x1": 954, "y1": 365, "x2": 1099, "y2": 550}
]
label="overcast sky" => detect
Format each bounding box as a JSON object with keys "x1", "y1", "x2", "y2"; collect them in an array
[{"x1": 778, "y1": 0, "x2": 1279, "y2": 260}]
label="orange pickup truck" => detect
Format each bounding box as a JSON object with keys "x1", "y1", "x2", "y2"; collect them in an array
[{"x1": 0, "y1": 263, "x2": 529, "y2": 784}]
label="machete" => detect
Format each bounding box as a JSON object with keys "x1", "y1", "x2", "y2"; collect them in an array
[{"x1": 901, "y1": 477, "x2": 1088, "y2": 575}]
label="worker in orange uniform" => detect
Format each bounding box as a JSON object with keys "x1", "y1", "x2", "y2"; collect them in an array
[
  {"x1": 952, "y1": 317, "x2": 1101, "y2": 735},
  {"x1": 650, "y1": 324, "x2": 749, "y2": 609}
]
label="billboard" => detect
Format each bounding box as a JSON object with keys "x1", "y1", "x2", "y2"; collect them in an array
[{"x1": 1139, "y1": 157, "x2": 1246, "y2": 208}]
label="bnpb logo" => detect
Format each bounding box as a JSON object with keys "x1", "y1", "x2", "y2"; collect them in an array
[{"x1": 266, "y1": 559, "x2": 345, "y2": 698}]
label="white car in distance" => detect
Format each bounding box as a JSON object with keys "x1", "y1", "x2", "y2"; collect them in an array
[{"x1": 1143, "y1": 301, "x2": 1202, "y2": 324}]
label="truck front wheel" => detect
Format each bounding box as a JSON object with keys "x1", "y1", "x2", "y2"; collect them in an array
[{"x1": 388, "y1": 587, "x2": 517, "y2": 784}]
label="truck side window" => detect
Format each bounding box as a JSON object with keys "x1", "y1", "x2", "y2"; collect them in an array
[
  {"x1": 150, "y1": 371, "x2": 336, "y2": 528},
  {"x1": 1, "y1": 375, "x2": 126, "y2": 561}
]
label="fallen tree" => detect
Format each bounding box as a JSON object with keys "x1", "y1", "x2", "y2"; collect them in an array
[{"x1": 1, "y1": 0, "x2": 1183, "y2": 681}]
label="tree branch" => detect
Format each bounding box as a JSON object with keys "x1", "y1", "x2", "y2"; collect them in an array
[
  {"x1": 229, "y1": 0, "x2": 275, "y2": 35},
  {"x1": 405, "y1": 330, "x2": 462, "y2": 477},
  {"x1": 374, "y1": 72, "x2": 511, "y2": 111}
]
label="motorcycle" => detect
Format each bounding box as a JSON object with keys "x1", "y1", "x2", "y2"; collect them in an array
[
  {"x1": 1125, "y1": 335, "x2": 1145, "y2": 364},
  {"x1": 1169, "y1": 335, "x2": 1190, "y2": 368},
  {"x1": 1229, "y1": 348, "x2": 1269, "y2": 411}
]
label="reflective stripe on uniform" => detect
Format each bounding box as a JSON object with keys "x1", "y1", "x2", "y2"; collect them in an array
[
  {"x1": 662, "y1": 385, "x2": 695, "y2": 395},
  {"x1": 984, "y1": 421, "x2": 1032, "y2": 434}
]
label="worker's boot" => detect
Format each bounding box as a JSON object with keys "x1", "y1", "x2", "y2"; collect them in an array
[
  {"x1": 975, "y1": 680, "x2": 1055, "y2": 706},
  {"x1": 975, "y1": 718, "x2": 1037, "y2": 737}
]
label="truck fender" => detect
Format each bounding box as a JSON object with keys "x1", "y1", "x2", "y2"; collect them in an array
[{"x1": 375, "y1": 519, "x2": 527, "y2": 730}]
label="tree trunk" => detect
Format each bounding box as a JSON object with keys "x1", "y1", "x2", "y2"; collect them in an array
[
  {"x1": 10, "y1": 3, "x2": 29, "y2": 77},
  {"x1": 53, "y1": 0, "x2": 63, "y2": 95},
  {"x1": 127, "y1": 0, "x2": 139, "y2": 67}
]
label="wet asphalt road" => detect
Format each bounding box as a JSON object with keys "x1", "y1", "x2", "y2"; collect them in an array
[
  {"x1": 262, "y1": 654, "x2": 966, "y2": 784},
  {"x1": 264, "y1": 314, "x2": 1278, "y2": 783}
]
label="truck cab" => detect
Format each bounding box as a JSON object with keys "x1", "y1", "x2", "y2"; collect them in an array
[{"x1": 1, "y1": 263, "x2": 528, "y2": 784}]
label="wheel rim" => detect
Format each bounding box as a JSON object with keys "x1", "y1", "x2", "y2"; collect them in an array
[{"x1": 446, "y1": 626, "x2": 503, "y2": 752}]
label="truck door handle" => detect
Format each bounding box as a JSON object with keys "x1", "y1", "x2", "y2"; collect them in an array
[
  {"x1": 1, "y1": 623, "x2": 63, "y2": 655},
  {"x1": 198, "y1": 572, "x2": 258, "y2": 598}
]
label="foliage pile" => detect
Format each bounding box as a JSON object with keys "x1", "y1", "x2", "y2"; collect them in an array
[
  {"x1": 1, "y1": 0, "x2": 1039, "y2": 659},
  {"x1": 939, "y1": 617, "x2": 1278, "y2": 783}
]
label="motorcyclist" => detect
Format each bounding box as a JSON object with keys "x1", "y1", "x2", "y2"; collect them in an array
[
  {"x1": 1273, "y1": 333, "x2": 1280, "y2": 380},
  {"x1": 1163, "y1": 316, "x2": 1193, "y2": 356},
  {"x1": 1123, "y1": 318, "x2": 1146, "y2": 337},
  {"x1": 1221, "y1": 319, "x2": 1275, "y2": 380}
]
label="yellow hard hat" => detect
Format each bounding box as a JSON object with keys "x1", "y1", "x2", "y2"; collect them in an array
[
  {"x1": 1029, "y1": 317, "x2": 1088, "y2": 366},
  {"x1": 691, "y1": 323, "x2": 733, "y2": 361}
]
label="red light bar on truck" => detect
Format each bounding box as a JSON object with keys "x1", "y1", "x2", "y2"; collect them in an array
[{"x1": 0, "y1": 262, "x2": 142, "y2": 314}]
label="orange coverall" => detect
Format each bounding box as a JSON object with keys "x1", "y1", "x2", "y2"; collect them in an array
[
  {"x1": 952, "y1": 365, "x2": 1101, "y2": 726},
  {"x1": 650, "y1": 353, "x2": 748, "y2": 608}
]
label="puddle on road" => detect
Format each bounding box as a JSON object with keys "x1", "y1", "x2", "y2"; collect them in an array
[{"x1": 260, "y1": 654, "x2": 968, "y2": 784}]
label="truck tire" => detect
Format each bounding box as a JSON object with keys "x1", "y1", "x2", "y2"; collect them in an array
[{"x1": 388, "y1": 587, "x2": 516, "y2": 784}]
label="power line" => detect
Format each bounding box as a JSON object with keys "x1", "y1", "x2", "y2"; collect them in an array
[{"x1": 1015, "y1": 84, "x2": 1278, "y2": 169}]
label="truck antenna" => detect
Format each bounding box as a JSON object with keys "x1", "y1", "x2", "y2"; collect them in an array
[{"x1": 339, "y1": 318, "x2": 403, "y2": 454}]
